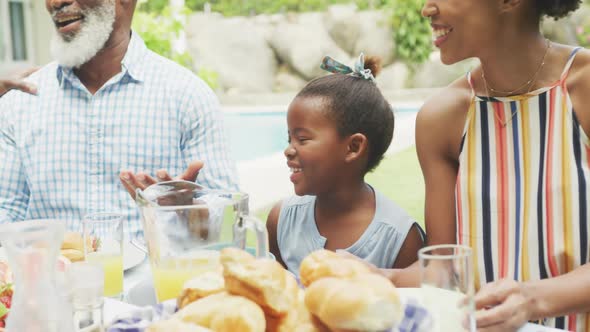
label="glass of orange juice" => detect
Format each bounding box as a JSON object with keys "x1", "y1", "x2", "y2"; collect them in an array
[{"x1": 83, "y1": 212, "x2": 124, "y2": 300}]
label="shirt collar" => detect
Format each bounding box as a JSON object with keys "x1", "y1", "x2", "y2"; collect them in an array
[
  {"x1": 55, "y1": 30, "x2": 148, "y2": 87},
  {"x1": 121, "y1": 31, "x2": 148, "y2": 82}
]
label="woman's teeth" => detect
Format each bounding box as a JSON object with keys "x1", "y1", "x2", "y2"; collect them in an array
[
  {"x1": 433, "y1": 28, "x2": 451, "y2": 39},
  {"x1": 290, "y1": 168, "x2": 302, "y2": 173}
]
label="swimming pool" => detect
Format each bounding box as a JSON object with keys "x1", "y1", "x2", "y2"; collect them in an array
[{"x1": 223, "y1": 107, "x2": 418, "y2": 162}]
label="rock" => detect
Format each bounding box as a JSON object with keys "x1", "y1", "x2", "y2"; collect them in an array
[
  {"x1": 542, "y1": 4, "x2": 590, "y2": 45},
  {"x1": 324, "y1": 4, "x2": 360, "y2": 54},
  {"x1": 410, "y1": 54, "x2": 479, "y2": 88},
  {"x1": 269, "y1": 12, "x2": 351, "y2": 80},
  {"x1": 186, "y1": 13, "x2": 277, "y2": 93},
  {"x1": 274, "y1": 65, "x2": 308, "y2": 92},
  {"x1": 542, "y1": 18, "x2": 577, "y2": 45},
  {"x1": 353, "y1": 11, "x2": 395, "y2": 66},
  {"x1": 376, "y1": 62, "x2": 409, "y2": 90}
]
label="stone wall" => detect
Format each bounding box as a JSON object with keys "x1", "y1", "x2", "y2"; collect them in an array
[{"x1": 186, "y1": 4, "x2": 590, "y2": 94}]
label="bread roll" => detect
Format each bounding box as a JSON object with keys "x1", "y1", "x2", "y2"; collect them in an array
[
  {"x1": 177, "y1": 271, "x2": 225, "y2": 309},
  {"x1": 175, "y1": 292, "x2": 266, "y2": 332},
  {"x1": 265, "y1": 289, "x2": 327, "y2": 332},
  {"x1": 299, "y1": 249, "x2": 371, "y2": 287},
  {"x1": 60, "y1": 248, "x2": 85, "y2": 262},
  {"x1": 62, "y1": 232, "x2": 86, "y2": 251},
  {"x1": 219, "y1": 246, "x2": 256, "y2": 266},
  {"x1": 304, "y1": 273, "x2": 403, "y2": 331},
  {"x1": 147, "y1": 319, "x2": 213, "y2": 332},
  {"x1": 221, "y1": 248, "x2": 299, "y2": 317}
]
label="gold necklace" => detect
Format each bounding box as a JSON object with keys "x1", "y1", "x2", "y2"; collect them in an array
[
  {"x1": 481, "y1": 38, "x2": 551, "y2": 96},
  {"x1": 480, "y1": 39, "x2": 551, "y2": 127}
]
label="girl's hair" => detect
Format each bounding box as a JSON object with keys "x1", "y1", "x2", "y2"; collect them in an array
[
  {"x1": 295, "y1": 56, "x2": 394, "y2": 173},
  {"x1": 536, "y1": 0, "x2": 581, "y2": 19}
]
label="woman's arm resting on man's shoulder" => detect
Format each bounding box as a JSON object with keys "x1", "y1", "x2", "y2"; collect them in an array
[{"x1": 0, "y1": 67, "x2": 39, "y2": 97}]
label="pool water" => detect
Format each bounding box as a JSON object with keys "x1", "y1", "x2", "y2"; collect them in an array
[
  {"x1": 223, "y1": 108, "x2": 418, "y2": 162},
  {"x1": 224, "y1": 111, "x2": 288, "y2": 162}
]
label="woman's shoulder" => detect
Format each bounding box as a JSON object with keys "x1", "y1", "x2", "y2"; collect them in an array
[
  {"x1": 415, "y1": 74, "x2": 473, "y2": 159},
  {"x1": 566, "y1": 47, "x2": 590, "y2": 90},
  {"x1": 420, "y1": 75, "x2": 473, "y2": 121}
]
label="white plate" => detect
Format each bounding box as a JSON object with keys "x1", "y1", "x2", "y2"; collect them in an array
[
  {"x1": 0, "y1": 241, "x2": 146, "y2": 271},
  {"x1": 126, "y1": 277, "x2": 157, "y2": 307},
  {"x1": 123, "y1": 241, "x2": 147, "y2": 271}
]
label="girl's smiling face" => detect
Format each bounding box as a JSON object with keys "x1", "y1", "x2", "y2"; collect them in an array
[{"x1": 284, "y1": 96, "x2": 350, "y2": 196}]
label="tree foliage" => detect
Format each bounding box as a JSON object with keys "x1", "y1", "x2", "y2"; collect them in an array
[
  {"x1": 133, "y1": 0, "x2": 219, "y2": 89},
  {"x1": 390, "y1": 0, "x2": 432, "y2": 65}
]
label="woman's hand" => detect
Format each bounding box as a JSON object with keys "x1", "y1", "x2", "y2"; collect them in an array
[
  {"x1": 474, "y1": 279, "x2": 533, "y2": 332},
  {"x1": 0, "y1": 67, "x2": 39, "y2": 97}
]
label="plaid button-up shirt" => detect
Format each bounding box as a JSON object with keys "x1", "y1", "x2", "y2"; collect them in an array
[{"x1": 0, "y1": 32, "x2": 238, "y2": 235}]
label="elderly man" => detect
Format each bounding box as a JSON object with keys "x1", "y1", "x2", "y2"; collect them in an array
[{"x1": 0, "y1": 0, "x2": 238, "y2": 235}]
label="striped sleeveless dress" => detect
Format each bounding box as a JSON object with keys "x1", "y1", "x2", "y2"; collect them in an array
[{"x1": 456, "y1": 48, "x2": 590, "y2": 331}]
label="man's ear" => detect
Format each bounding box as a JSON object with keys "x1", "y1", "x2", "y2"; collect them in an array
[{"x1": 345, "y1": 133, "x2": 368, "y2": 163}]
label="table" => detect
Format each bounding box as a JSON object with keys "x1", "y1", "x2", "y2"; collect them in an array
[{"x1": 118, "y1": 265, "x2": 566, "y2": 332}]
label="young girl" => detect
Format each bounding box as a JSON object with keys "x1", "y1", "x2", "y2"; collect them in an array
[
  {"x1": 406, "y1": 0, "x2": 590, "y2": 330},
  {"x1": 266, "y1": 54, "x2": 425, "y2": 277}
]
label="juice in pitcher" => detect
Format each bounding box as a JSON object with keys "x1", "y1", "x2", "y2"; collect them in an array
[{"x1": 151, "y1": 249, "x2": 221, "y2": 302}]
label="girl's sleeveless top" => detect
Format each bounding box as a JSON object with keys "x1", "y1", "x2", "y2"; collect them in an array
[{"x1": 456, "y1": 47, "x2": 590, "y2": 331}]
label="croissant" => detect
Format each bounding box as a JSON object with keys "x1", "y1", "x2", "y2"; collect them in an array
[
  {"x1": 147, "y1": 319, "x2": 213, "y2": 332},
  {"x1": 265, "y1": 289, "x2": 328, "y2": 332},
  {"x1": 177, "y1": 271, "x2": 226, "y2": 309},
  {"x1": 304, "y1": 273, "x2": 403, "y2": 331},
  {"x1": 299, "y1": 249, "x2": 371, "y2": 287},
  {"x1": 221, "y1": 248, "x2": 299, "y2": 317},
  {"x1": 175, "y1": 292, "x2": 266, "y2": 332}
]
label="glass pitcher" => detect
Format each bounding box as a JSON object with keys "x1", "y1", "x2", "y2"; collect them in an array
[
  {"x1": 0, "y1": 220, "x2": 74, "y2": 332},
  {"x1": 135, "y1": 180, "x2": 269, "y2": 302}
]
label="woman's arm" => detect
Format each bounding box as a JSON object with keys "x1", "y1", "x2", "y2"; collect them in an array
[
  {"x1": 0, "y1": 67, "x2": 38, "y2": 97},
  {"x1": 390, "y1": 81, "x2": 471, "y2": 287}
]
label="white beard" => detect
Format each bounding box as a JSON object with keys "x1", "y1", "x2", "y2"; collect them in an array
[{"x1": 50, "y1": 0, "x2": 116, "y2": 68}]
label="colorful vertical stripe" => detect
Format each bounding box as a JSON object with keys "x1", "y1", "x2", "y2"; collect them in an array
[{"x1": 456, "y1": 48, "x2": 590, "y2": 331}]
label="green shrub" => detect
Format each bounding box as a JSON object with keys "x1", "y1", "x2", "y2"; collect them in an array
[
  {"x1": 576, "y1": 20, "x2": 590, "y2": 47},
  {"x1": 390, "y1": 0, "x2": 432, "y2": 65},
  {"x1": 134, "y1": 1, "x2": 220, "y2": 89}
]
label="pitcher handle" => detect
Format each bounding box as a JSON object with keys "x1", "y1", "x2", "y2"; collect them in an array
[
  {"x1": 239, "y1": 215, "x2": 269, "y2": 259},
  {"x1": 130, "y1": 237, "x2": 149, "y2": 255}
]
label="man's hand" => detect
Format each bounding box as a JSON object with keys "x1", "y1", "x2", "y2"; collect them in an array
[
  {"x1": 119, "y1": 160, "x2": 204, "y2": 199},
  {"x1": 0, "y1": 67, "x2": 39, "y2": 97},
  {"x1": 474, "y1": 279, "x2": 532, "y2": 332}
]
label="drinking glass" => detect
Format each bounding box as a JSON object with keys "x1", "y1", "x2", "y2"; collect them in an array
[
  {"x1": 83, "y1": 213, "x2": 124, "y2": 299},
  {"x1": 418, "y1": 244, "x2": 475, "y2": 332},
  {"x1": 66, "y1": 262, "x2": 105, "y2": 332}
]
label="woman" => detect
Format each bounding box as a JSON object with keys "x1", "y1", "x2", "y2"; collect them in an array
[{"x1": 412, "y1": 0, "x2": 590, "y2": 330}]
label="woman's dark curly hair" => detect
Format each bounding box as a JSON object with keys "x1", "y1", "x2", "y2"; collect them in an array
[
  {"x1": 536, "y1": 0, "x2": 582, "y2": 19},
  {"x1": 294, "y1": 56, "x2": 394, "y2": 174}
]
